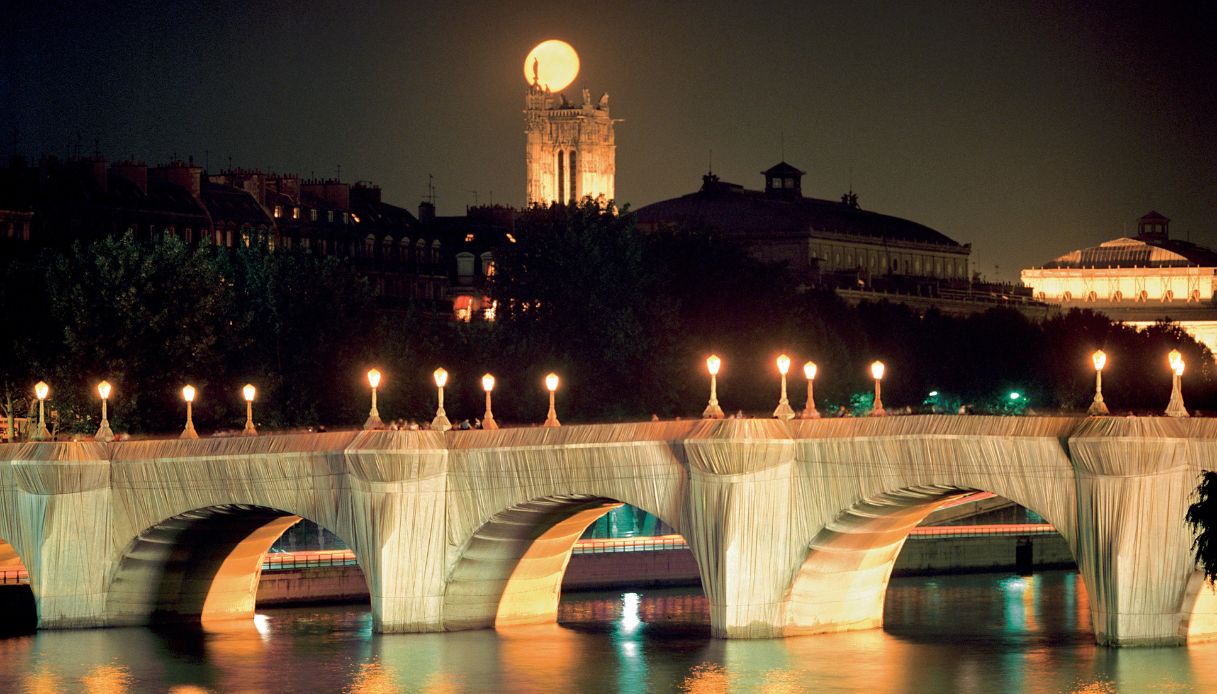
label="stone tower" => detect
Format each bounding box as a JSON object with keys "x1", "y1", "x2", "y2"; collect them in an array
[{"x1": 525, "y1": 83, "x2": 617, "y2": 206}]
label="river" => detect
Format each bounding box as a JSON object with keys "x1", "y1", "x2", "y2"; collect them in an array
[{"x1": 1, "y1": 570, "x2": 1215, "y2": 692}]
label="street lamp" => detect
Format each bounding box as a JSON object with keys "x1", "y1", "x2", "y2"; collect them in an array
[
  {"x1": 544, "y1": 373, "x2": 560, "y2": 427},
  {"x1": 364, "y1": 368, "x2": 384, "y2": 430},
  {"x1": 870, "y1": 361, "x2": 886, "y2": 416},
  {"x1": 1088, "y1": 350, "x2": 1109, "y2": 416},
  {"x1": 801, "y1": 361, "x2": 820, "y2": 419},
  {"x1": 1166, "y1": 350, "x2": 1189, "y2": 417},
  {"x1": 773, "y1": 354, "x2": 796, "y2": 420},
  {"x1": 482, "y1": 373, "x2": 499, "y2": 430},
  {"x1": 32, "y1": 381, "x2": 50, "y2": 440},
  {"x1": 96, "y1": 380, "x2": 114, "y2": 442},
  {"x1": 702, "y1": 355, "x2": 724, "y2": 419},
  {"x1": 432, "y1": 367, "x2": 451, "y2": 432},
  {"x1": 242, "y1": 384, "x2": 258, "y2": 436},
  {"x1": 180, "y1": 385, "x2": 198, "y2": 439}
]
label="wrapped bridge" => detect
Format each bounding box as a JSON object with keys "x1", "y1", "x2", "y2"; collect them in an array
[{"x1": 1, "y1": 415, "x2": 1215, "y2": 646}]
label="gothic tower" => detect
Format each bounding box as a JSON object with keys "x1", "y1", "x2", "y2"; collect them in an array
[{"x1": 525, "y1": 82, "x2": 618, "y2": 206}]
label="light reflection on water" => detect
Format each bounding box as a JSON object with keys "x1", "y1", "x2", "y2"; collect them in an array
[{"x1": 0, "y1": 571, "x2": 1214, "y2": 692}]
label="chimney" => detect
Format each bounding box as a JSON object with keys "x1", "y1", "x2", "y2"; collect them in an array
[
  {"x1": 418, "y1": 200, "x2": 435, "y2": 223},
  {"x1": 150, "y1": 160, "x2": 202, "y2": 199},
  {"x1": 111, "y1": 160, "x2": 148, "y2": 195}
]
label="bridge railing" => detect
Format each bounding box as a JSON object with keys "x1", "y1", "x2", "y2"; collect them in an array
[
  {"x1": 907, "y1": 523, "x2": 1057, "y2": 539},
  {"x1": 571, "y1": 535, "x2": 691, "y2": 555},
  {"x1": 0, "y1": 568, "x2": 30, "y2": 585},
  {"x1": 262, "y1": 550, "x2": 359, "y2": 572}
]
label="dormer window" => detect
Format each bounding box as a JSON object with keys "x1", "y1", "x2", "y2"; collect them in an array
[{"x1": 762, "y1": 162, "x2": 805, "y2": 197}]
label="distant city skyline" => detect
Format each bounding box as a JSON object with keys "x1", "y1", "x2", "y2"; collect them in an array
[{"x1": 6, "y1": 1, "x2": 1215, "y2": 281}]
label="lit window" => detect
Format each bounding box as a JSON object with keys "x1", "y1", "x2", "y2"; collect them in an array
[
  {"x1": 273, "y1": 205, "x2": 282, "y2": 219},
  {"x1": 506, "y1": 233, "x2": 517, "y2": 244},
  {"x1": 351, "y1": 213, "x2": 361, "y2": 224},
  {"x1": 292, "y1": 207, "x2": 300, "y2": 220},
  {"x1": 465, "y1": 233, "x2": 475, "y2": 242},
  {"x1": 310, "y1": 209, "x2": 318, "y2": 221}
]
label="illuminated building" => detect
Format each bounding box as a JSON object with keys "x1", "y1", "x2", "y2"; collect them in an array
[
  {"x1": 1021, "y1": 211, "x2": 1217, "y2": 352},
  {"x1": 524, "y1": 42, "x2": 617, "y2": 206}
]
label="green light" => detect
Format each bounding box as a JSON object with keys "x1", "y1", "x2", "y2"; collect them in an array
[{"x1": 1009, "y1": 392, "x2": 1021, "y2": 400}]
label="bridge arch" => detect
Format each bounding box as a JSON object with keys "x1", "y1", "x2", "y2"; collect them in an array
[
  {"x1": 105, "y1": 504, "x2": 370, "y2": 627},
  {"x1": 0, "y1": 533, "x2": 36, "y2": 632},
  {"x1": 783, "y1": 483, "x2": 1082, "y2": 636},
  {"x1": 443, "y1": 493, "x2": 694, "y2": 631}
]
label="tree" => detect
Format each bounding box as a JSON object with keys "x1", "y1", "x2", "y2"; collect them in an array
[{"x1": 1188, "y1": 472, "x2": 1217, "y2": 583}]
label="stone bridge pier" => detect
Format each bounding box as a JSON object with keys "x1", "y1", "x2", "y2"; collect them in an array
[{"x1": 0, "y1": 416, "x2": 1215, "y2": 647}]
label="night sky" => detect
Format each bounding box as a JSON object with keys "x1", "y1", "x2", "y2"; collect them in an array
[{"x1": 5, "y1": 1, "x2": 1215, "y2": 281}]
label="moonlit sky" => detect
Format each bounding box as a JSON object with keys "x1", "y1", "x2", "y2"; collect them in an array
[{"x1": 5, "y1": 1, "x2": 1215, "y2": 280}]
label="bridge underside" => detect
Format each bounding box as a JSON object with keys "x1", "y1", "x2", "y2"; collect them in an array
[{"x1": 107, "y1": 505, "x2": 306, "y2": 626}]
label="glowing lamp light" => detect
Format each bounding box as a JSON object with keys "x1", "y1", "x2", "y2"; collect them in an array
[
  {"x1": 1009, "y1": 392, "x2": 1021, "y2": 400},
  {"x1": 32, "y1": 380, "x2": 50, "y2": 441},
  {"x1": 95, "y1": 380, "x2": 114, "y2": 442},
  {"x1": 928, "y1": 390, "x2": 939, "y2": 397},
  {"x1": 431, "y1": 367, "x2": 451, "y2": 432},
  {"x1": 1175, "y1": 359, "x2": 1186, "y2": 377},
  {"x1": 800, "y1": 361, "x2": 820, "y2": 419},
  {"x1": 870, "y1": 361, "x2": 886, "y2": 381},
  {"x1": 482, "y1": 373, "x2": 496, "y2": 393},
  {"x1": 1166, "y1": 349, "x2": 1189, "y2": 417},
  {"x1": 803, "y1": 362, "x2": 817, "y2": 381},
  {"x1": 482, "y1": 372, "x2": 499, "y2": 430},
  {"x1": 1092, "y1": 350, "x2": 1107, "y2": 372},
  {"x1": 545, "y1": 373, "x2": 560, "y2": 392},
  {"x1": 543, "y1": 373, "x2": 561, "y2": 427},
  {"x1": 180, "y1": 385, "x2": 198, "y2": 439},
  {"x1": 364, "y1": 368, "x2": 384, "y2": 430},
  {"x1": 869, "y1": 361, "x2": 886, "y2": 416},
  {"x1": 367, "y1": 368, "x2": 382, "y2": 389},
  {"x1": 1168, "y1": 349, "x2": 1182, "y2": 372},
  {"x1": 776, "y1": 354, "x2": 791, "y2": 375},
  {"x1": 703, "y1": 355, "x2": 724, "y2": 419},
  {"x1": 242, "y1": 384, "x2": 258, "y2": 436}
]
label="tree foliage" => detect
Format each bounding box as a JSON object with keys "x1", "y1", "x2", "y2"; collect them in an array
[{"x1": 1188, "y1": 471, "x2": 1217, "y2": 583}]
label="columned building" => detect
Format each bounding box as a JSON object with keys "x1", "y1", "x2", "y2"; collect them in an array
[
  {"x1": 524, "y1": 85, "x2": 617, "y2": 206},
  {"x1": 1021, "y1": 212, "x2": 1217, "y2": 352}
]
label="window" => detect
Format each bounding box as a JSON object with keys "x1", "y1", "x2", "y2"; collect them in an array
[
  {"x1": 464, "y1": 233, "x2": 475, "y2": 243},
  {"x1": 327, "y1": 211, "x2": 334, "y2": 223},
  {"x1": 382, "y1": 235, "x2": 392, "y2": 258},
  {"x1": 400, "y1": 238, "x2": 410, "y2": 261},
  {"x1": 310, "y1": 209, "x2": 318, "y2": 222},
  {"x1": 482, "y1": 252, "x2": 495, "y2": 277},
  {"x1": 292, "y1": 207, "x2": 300, "y2": 220},
  {"x1": 431, "y1": 240, "x2": 441, "y2": 264},
  {"x1": 457, "y1": 252, "x2": 475, "y2": 285},
  {"x1": 273, "y1": 205, "x2": 282, "y2": 219},
  {"x1": 364, "y1": 235, "x2": 375, "y2": 256}
]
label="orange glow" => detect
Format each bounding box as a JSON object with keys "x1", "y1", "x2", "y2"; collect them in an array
[
  {"x1": 1176, "y1": 359, "x2": 1186, "y2": 377},
  {"x1": 523, "y1": 39, "x2": 580, "y2": 92},
  {"x1": 182, "y1": 385, "x2": 196, "y2": 403},
  {"x1": 545, "y1": 373, "x2": 559, "y2": 392},
  {"x1": 870, "y1": 360, "x2": 885, "y2": 381},
  {"x1": 803, "y1": 361, "x2": 817, "y2": 380},
  {"x1": 776, "y1": 354, "x2": 791, "y2": 375},
  {"x1": 482, "y1": 373, "x2": 496, "y2": 392},
  {"x1": 34, "y1": 381, "x2": 48, "y2": 400},
  {"x1": 1169, "y1": 349, "x2": 1182, "y2": 371},
  {"x1": 242, "y1": 384, "x2": 256, "y2": 402},
  {"x1": 706, "y1": 354, "x2": 721, "y2": 376},
  {"x1": 366, "y1": 368, "x2": 381, "y2": 389},
  {"x1": 434, "y1": 367, "x2": 449, "y2": 388},
  {"x1": 97, "y1": 380, "x2": 112, "y2": 400},
  {"x1": 1092, "y1": 349, "x2": 1107, "y2": 371}
]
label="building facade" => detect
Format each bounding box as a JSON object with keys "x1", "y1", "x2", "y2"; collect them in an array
[
  {"x1": 1021, "y1": 212, "x2": 1217, "y2": 352},
  {"x1": 524, "y1": 84, "x2": 617, "y2": 206}
]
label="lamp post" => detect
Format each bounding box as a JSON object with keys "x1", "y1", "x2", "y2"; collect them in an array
[
  {"x1": 96, "y1": 380, "x2": 114, "y2": 442},
  {"x1": 364, "y1": 368, "x2": 384, "y2": 430},
  {"x1": 543, "y1": 373, "x2": 560, "y2": 427},
  {"x1": 773, "y1": 354, "x2": 796, "y2": 420},
  {"x1": 242, "y1": 384, "x2": 258, "y2": 435},
  {"x1": 482, "y1": 373, "x2": 499, "y2": 430},
  {"x1": 180, "y1": 385, "x2": 198, "y2": 439},
  {"x1": 1166, "y1": 350, "x2": 1189, "y2": 417},
  {"x1": 432, "y1": 368, "x2": 451, "y2": 432},
  {"x1": 870, "y1": 361, "x2": 887, "y2": 416},
  {"x1": 1088, "y1": 350, "x2": 1109, "y2": 416},
  {"x1": 32, "y1": 381, "x2": 50, "y2": 440},
  {"x1": 702, "y1": 355, "x2": 724, "y2": 419},
  {"x1": 801, "y1": 362, "x2": 820, "y2": 419}
]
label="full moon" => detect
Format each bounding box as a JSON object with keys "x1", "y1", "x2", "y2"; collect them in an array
[{"x1": 524, "y1": 39, "x2": 580, "y2": 93}]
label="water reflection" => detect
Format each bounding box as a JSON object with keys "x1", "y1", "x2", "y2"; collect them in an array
[{"x1": 1, "y1": 572, "x2": 1216, "y2": 692}]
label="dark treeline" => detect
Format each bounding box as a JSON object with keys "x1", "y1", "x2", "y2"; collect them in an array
[{"x1": 2, "y1": 201, "x2": 1214, "y2": 436}]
